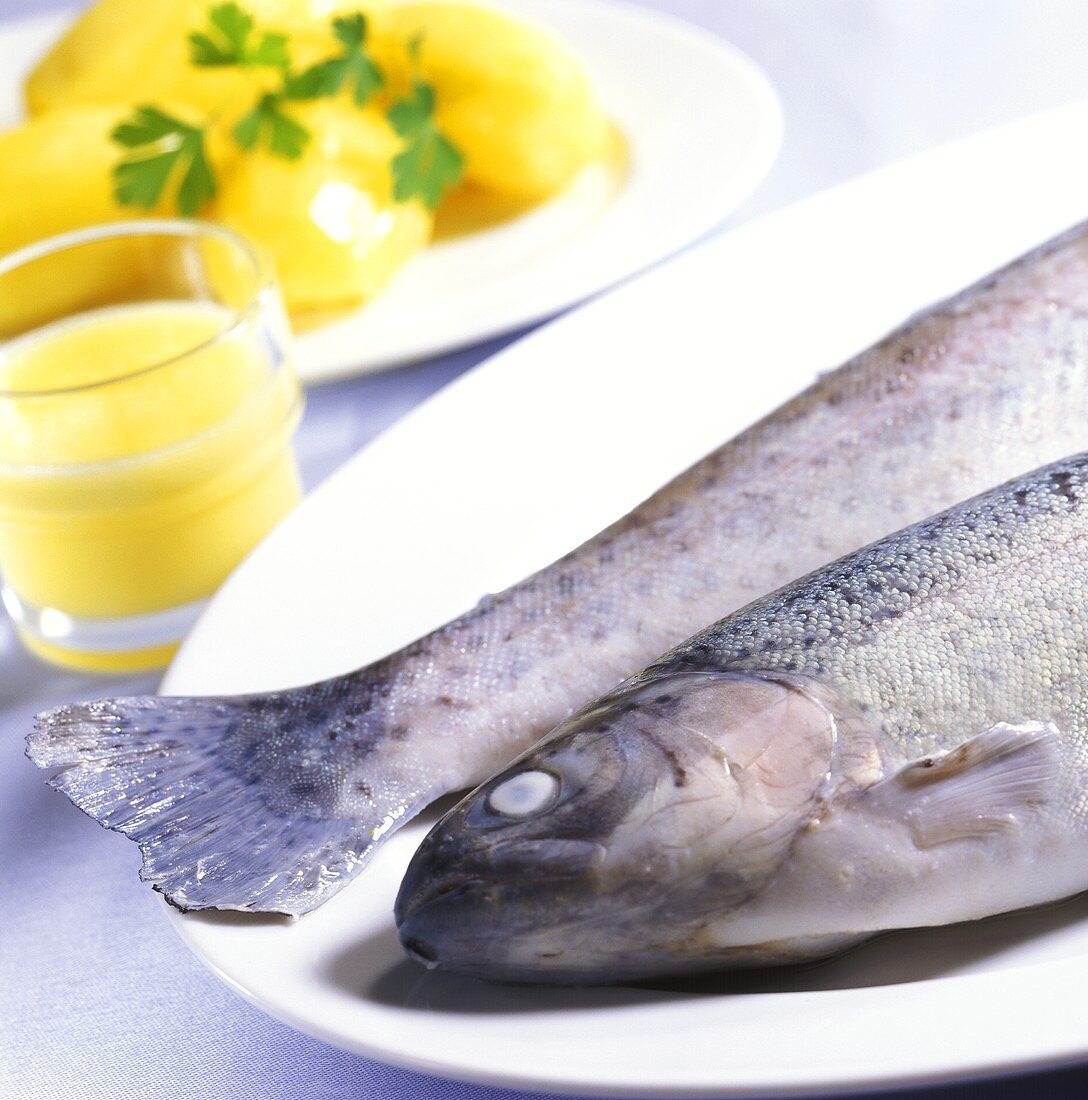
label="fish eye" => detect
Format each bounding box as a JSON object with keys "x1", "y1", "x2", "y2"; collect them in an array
[{"x1": 485, "y1": 770, "x2": 560, "y2": 819}]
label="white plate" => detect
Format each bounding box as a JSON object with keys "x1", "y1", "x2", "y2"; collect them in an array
[
  {"x1": 164, "y1": 101, "x2": 1088, "y2": 1097},
  {"x1": 0, "y1": 1, "x2": 781, "y2": 384}
]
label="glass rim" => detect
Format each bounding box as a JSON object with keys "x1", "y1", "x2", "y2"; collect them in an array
[{"x1": 0, "y1": 219, "x2": 277, "y2": 400}]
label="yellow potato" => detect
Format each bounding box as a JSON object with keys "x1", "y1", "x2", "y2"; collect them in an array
[
  {"x1": 438, "y1": 89, "x2": 606, "y2": 202},
  {"x1": 375, "y1": 1, "x2": 608, "y2": 201},
  {"x1": 26, "y1": 0, "x2": 386, "y2": 117},
  {"x1": 212, "y1": 103, "x2": 432, "y2": 313},
  {"x1": 0, "y1": 105, "x2": 217, "y2": 334},
  {"x1": 0, "y1": 106, "x2": 128, "y2": 253},
  {"x1": 0, "y1": 100, "x2": 427, "y2": 319}
]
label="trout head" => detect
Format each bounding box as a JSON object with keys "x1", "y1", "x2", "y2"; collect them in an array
[{"x1": 395, "y1": 668, "x2": 853, "y2": 983}]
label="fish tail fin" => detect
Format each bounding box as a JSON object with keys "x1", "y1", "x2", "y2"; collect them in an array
[{"x1": 27, "y1": 689, "x2": 407, "y2": 916}]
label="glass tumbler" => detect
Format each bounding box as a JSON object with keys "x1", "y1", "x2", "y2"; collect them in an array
[{"x1": 0, "y1": 220, "x2": 304, "y2": 672}]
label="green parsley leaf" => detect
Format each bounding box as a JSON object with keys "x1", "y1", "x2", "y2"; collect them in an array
[
  {"x1": 391, "y1": 128, "x2": 463, "y2": 208},
  {"x1": 189, "y1": 1, "x2": 290, "y2": 68},
  {"x1": 248, "y1": 31, "x2": 290, "y2": 67},
  {"x1": 112, "y1": 105, "x2": 185, "y2": 147},
  {"x1": 188, "y1": 30, "x2": 237, "y2": 66},
  {"x1": 387, "y1": 81, "x2": 463, "y2": 208},
  {"x1": 387, "y1": 81, "x2": 435, "y2": 136},
  {"x1": 331, "y1": 12, "x2": 367, "y2": 49},
  {"x1": 280, "y1": 11, "x2": 382, "y2": 105},
  {"x1": 113, "y1": 151, "x2": 177, "y2": 208},
  {"x1": 110, "y1": 106, "x2": 216, "y2": 216},
  {"x1": 320, "y1": 12, "x2": 383, "y2": 105},
  {"x1": 208, "y1": 1, "x2": 252, "y2": 53},
  {"x1": 344, "y1": 48, "x2": 382, "y2": 105},
  {"x1": 176, "y1": 145, "x2": 218, "y2": 217},
  {"x1": 282, "y1": 57, "x2": 348, "y2": 100},
  {"x1": 233, "y1": 94, "x2": 311, "y2": 159}
]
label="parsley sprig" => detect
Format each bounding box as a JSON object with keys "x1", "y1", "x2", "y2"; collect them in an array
[
  {"x1": 232, "y1": 92, "x2": 311, "y2": 159},
  {"x1": 277, "y1": 15, "x2": 381, "y2": 104},
  {"x1": 110, "y1": 3, "x2": 464, "y2": 216},
  {"x1": 387, "y1": 39, "x2": 464, "y2": 208},
  {"x1": 188, "y1": 2, "x2": 289, "y2": 68},
  {"x1": 111, "y1": 106, "x2": 216, "y2": 216}
]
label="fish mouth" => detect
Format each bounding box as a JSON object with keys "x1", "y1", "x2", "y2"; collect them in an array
[
  {"x1": 396, "y1": 876, "x2": 497, "y2": 970},
  {"x1": 395, "y1": 872, "x2": 488, "y2": 923},
  {"x1": 395, "y1": 833, "x2": 608, "y2": 973}
]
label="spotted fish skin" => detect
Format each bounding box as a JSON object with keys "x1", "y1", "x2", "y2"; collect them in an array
[
  {"x1": 27, "y1": 221, "x2": 1088, "y2": 915},
  {"x1": 396, "y1": 455, "x2": 1088, "y2": 983}
]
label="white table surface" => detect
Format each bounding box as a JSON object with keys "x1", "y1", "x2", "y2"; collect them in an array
[{"x1": 4, "y1": 2, "x2": 1088, "y2": 1097}]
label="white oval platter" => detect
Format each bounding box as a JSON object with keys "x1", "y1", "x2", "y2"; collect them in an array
[{"x1": 162, "y1": 99, "x2": 1088, "y2": 1096}]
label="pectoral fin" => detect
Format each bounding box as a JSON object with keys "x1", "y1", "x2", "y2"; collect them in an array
[{"x1": 867, "y1": 721, "x2": 1061, "y2": 848}]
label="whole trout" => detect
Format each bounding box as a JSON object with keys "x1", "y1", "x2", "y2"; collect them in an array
[
  {"x1": 27, "y1": 222, "x2": 1088, "y2": 915},
  {"x1": 396, "y1": 453, "x2": 1088, "y2": 982}
]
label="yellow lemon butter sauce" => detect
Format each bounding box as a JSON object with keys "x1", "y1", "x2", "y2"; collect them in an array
[{"x1": 0, "y1": 300, "x2": 302, "y2": 672}]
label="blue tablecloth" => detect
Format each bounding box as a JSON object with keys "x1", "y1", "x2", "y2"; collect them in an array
[{"x1": 5, "y1": 2, "x2": 1088, "y2": 1097}]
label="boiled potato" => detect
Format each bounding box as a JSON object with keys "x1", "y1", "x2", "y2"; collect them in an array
[
  {"x1": 0, "y1": 99, "x2": 423, "y2": 316},
  {"x1": 0, "y1": 106, "x2": 185, "y2": 334},
  {"x1": 26, "y1": 0, "x2": 385, "y2": 117},
  {"x1": 374, "y1": 1, "x2": 608, "y2": 201},
  {"x1": 0, "y1": 106, "x2": 130, "y2": 252},
  {"x1": 213, "y1": 102, "x2": 432, "y2": 312},
  {"x1": 438, "y1": 90, "x2": 606, "y2": 203}
]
